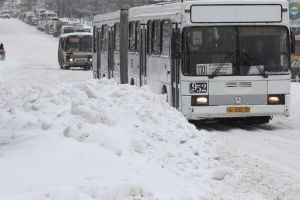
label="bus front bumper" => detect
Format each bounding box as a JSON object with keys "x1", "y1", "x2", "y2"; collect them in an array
[
  {"x1": 183, "y1": 105, "x2": 290, "y2": 120},
  {"x1": 66, "y1": 61, "x2": 92, "y2": 67},
  {"x1": 182, "y1": 96, "x2": 290, "y2": 120}
]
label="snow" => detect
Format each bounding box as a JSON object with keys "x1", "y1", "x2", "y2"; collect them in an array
[{"x1": 1, "y1": 19, "x2": 300, "y2": 200}]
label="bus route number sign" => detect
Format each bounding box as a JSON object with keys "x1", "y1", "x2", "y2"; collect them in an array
[{"x1": 189, "y1": 82, "x2": 208, "y2": 93}]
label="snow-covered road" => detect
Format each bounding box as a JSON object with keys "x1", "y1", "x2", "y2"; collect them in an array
[
  {"x1": 0, "y1": 19, "x2": 300, "y2": 200},
  {"x1": 0, "y1": 19, "x2": 91, "y2": 89},
  {"x1": 198, "y1": 104, "x2": 300, "y2": 199}
]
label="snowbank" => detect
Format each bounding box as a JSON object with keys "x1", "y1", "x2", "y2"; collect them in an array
[{"x1": 0, "y1": 78, "x2": 218, "y2": 200}]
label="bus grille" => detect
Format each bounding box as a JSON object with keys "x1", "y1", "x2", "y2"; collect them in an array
[{"x1": 225, "y1": 82, "x2": 252, "y2": 88}]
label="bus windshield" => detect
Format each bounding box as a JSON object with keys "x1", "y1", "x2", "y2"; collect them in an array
[
  {"x1": 63, "y1": 28, "x2": 75, "y2": 34},
  {"x1": 65, "y1": 36, "x2": 92, "y2": 52},
  {"x1": 183, "y1": 26, "x2": 289, "y2": 76}
]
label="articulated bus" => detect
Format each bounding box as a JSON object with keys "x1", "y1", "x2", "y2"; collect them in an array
[{"x1": 93, "y1": 0, "x2": 291, "y2": 124}]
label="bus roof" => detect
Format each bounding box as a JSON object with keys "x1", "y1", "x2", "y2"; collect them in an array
[
  {"x1": 94, "y1": 0, "x2": 288, "y2": 24},
  {"x1": 184, "y1": 0, "x2": 287, "y2": 3},
  {"x1": 60, "y1": 32, "x2": 92, "y2": 38}
]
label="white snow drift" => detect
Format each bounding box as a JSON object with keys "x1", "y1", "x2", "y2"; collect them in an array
[{"x1": 1, "y1": 18, "x2": 300, "y2": 200}]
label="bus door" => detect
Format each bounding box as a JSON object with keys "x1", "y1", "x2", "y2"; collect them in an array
[
  {"x1": 108, "y1": 27, "x2": 115, "y2": 78},
  {"x1": 139, "y1": 24, "x2": 147, "y2": 86},
  {"x1": 101, "y1": 25, "x2": 109, "y2": 78},
  {"x1": 96, "y1": 28, "x2": 101, "y2": 78},
  {"x1": 171, "y1": 24, "x2": 181, "y2": 109}
]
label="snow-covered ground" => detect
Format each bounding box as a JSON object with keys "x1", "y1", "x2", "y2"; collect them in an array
[{"x1": 0, "y1": 19, "x2": 300, "y2": 200}]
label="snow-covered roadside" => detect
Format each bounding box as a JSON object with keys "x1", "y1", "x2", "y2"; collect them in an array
[
  {"x1": 0, "y1": 20, "x2": 222, "y2": 198},
  {"x1": 1, "y1": 18, "x2": 300, "y2": 200},
  {"x1": 0, "y1": 78, "x2": 220, "y2": 199}
]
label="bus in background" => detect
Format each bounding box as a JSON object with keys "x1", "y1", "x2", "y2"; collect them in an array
[
  {"x1": 36, "y1": 9, "x2": 46, "y2": 18},
  {"x1": 58, "y1": 33, "x2": 93, "y2": 70},
  {"x1": 93, "y1": 0, "x2": 291, "y2": 124},
  {"x1": 39, "y1": 11, "x2": 57, "y2": 21},
  {"x1": 61, "y1": 25, "x2": 75, "y2": 35},
  {"x1": 0, "y1": 10, "x2": 14, "y2": 18},
  {"x1": 53, "y1": 20, "x2": 69, "y2": 37}
]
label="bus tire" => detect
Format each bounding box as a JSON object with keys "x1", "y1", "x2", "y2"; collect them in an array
[
  {"x1": 245, "y1": 116, "x2": 271, "y2": 125},
  {"x1": 58, "y1": 57, "x2": 63, "y2": 69},
  {"x1": 161, "y1": 86, "x2": 168, "y2": 102},
  {"x1": 130, "y1": 79, "x2": 135, "y2": 85},
  {"x1": 64, "y1": 65, "x2": 70, "y2": 70}
]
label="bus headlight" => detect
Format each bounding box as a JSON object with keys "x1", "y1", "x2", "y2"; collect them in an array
[
  {"x1": 191, "y1": 96, "x2": 208, "y2": 106},
  {"x1": 69, "y1": 58, "x2": 74, "y2": 62},
  {"x1": 268, "y1": 95, "x2": 285, "y2": 105}
]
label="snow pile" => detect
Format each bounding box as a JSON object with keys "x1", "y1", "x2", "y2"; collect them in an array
[
  {"x1": 3, "y1": 19, "x2": 299, "y2": 200},
  {"x1": 0, "y1": 79, "x2": 219, "y2": 200}
]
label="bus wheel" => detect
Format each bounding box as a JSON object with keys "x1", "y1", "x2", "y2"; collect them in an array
[
  {"x1": 64, "y1": 65, "x2": 70, "y2": 70},
  {"x1": 245, "y1": 116, "x2": 271, "y2": 124},
  {"x1": 161, "y1": 86, "x2": 168, "y2": 102},
  {"x1": 58, "y1": 58, "x2": 63, "y2": 69},
  {"x1": 130, "y1": 79, "x2": 135, "y2": 86}
]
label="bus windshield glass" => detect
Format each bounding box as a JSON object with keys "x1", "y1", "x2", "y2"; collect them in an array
[
  {"x1": 80, "y1": 36, "x2": 93, "y2": 52},
  {"x1": 65, "y1": 36, "x2": 92, "y2": 52},
  {"x1": 183, "y1": 26, "x2": 289, "y2": 76},
  {"x1": 63, "y1": 27, "x2": 75, "y2": 34}
]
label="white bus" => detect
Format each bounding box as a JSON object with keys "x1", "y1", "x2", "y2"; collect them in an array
[
  {"x1": 39, "y1": 11, "x2": 57, "y2": 21},
  {"x1": 58, "y1": 33, "x2": 93, "y2": 70},
  {"x1": 92, "y1": 0, "x2": 291, "y2": 124}
]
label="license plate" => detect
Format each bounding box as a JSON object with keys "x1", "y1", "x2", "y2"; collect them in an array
[{"x1": 226, "y1": 107, "x2": 250, "y2": 113}]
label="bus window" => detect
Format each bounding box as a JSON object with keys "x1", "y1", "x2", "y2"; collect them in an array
[
  {"x1": 93, "y1": 26, "x2": 97, "y2": 53},
  {"x1": 147, "y1": 21, "x2": 152, "y2": 55},
  {"x1": 81, "y1": 36, "x2": 93, "y2": 52},
  {"x1": 184, "y1": 27, "x2": 236, "y2": 76},
  {"x1": 59, "y1": 38, "x2": 64, "y2": 49},
  {"x1": 239, "y1": 27, "x2": 289, "y2": 73},
  {"x1": 152, "y1": 20, "x2": 161, "y2": 55},
  {"x1": 129, "y1": 22, "x2": 136, "y2": 52},
  {"x1": 114, "y1": 23, "x2": 120, "y2": 51},
  {"x1": 136, "y1": 21, "x2": 141, "y2": 53},
  {"x1": 101, "y1": 25, "x2": 108, "y2": 52},
  {"x1": 161, "y1": 20, "x2": 172, "y2": 57},
  {"x1": 64, "y1": 36, "x2": 92, "y2": 52},
  {"x1": 65, "y1": 36, "x2": 80, "y2": 52},
  {"x1": 183, "y1": 26, "x2": 289, "y2": 76}
]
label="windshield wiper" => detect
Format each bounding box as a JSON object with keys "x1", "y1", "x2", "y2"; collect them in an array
[
  {"x1": 209, "y1": 52, "x2": 233, "y2": 79},
  {"x1": 242, "y1": 52, "x2": 268, "y2": 78},
  {"x1": 254, "y1": 64, "x2": 268, "y2": 78}
]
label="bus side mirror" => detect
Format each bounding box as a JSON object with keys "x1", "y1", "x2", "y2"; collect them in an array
[{"x1": 172, "y1": 30, "x2": 182, "y2": 59}]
